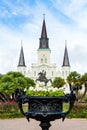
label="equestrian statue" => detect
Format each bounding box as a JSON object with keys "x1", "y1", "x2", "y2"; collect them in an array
[{"x1": 36, "y1": 70, "x2": 52, "y2": 86}]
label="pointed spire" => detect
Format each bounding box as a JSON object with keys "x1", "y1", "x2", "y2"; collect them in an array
[
  {"x1": 41, "y1": 14, "x2": 47, "y2": 38},
  {"x1": 62, "y1": 41, "x2": 70, "y2": 67},
  {"x1": 39, "y1": 14, "x2": 49, "y2": 49},
  {"x1": 18, "y1": 41, "x2": 26, "y2": 67}
]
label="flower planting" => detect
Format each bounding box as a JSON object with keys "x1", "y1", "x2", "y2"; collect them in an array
[{"x1": 26, "y1": 85, "x2": 64, "y2": 97}]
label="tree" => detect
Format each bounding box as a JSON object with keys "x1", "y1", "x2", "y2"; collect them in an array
[
  {"x1": 67, "y1": 71, "x2": 81, "y2": 96},
  {"x1": 80, "y1": 73, "x2": 87, "y2": 100},
  {"x1": 52, "y1": 77, "x2": 65, "y2": 88},
  {"x1": 0, "y1": 71, "x2": 35, "y2": 101},
  {"x1": 25, "y1": 77, "x2": 35, "y2": 89}
]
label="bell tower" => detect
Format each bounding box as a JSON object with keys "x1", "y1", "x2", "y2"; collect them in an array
[
  {"x1": 37, "y1": 15, "x2": 51, "y2": 65},
  {"x1": 30, "y1": 15, "x2": 57, "y2": 80}
]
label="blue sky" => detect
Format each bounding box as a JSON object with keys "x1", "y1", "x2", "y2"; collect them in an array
[{"x1": 0, "y1": 0, "x2": 87, "y2": 74}]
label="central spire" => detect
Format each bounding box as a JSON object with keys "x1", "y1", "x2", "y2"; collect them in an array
[
  {"x1": 41, "y1": 14, "x2": 47, "y2": 38},
  {"x1": 39, "y1": 15, "x2": 49, "y2": 49}
]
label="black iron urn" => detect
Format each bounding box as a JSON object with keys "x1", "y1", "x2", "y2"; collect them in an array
[{"x1": 15, "y1": 88, "x2": 76, "y2": 130}]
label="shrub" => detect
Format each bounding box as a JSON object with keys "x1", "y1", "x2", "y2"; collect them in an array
[
  {"x1": 67, "y1": 102, "x2": 87, "y2": 118},
  {"x1": 0, "y1": 101, "x2": 23, "y2": 119},
  {"x1": 83, "y1": 97, "x2": 87, "y2": 102}
]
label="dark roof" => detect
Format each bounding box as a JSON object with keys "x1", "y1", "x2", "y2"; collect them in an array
[
  {"x1": 41, "y1": 18, "x2": 47, "y2": 38},
  {"x1": 39, "y1": 17, "x2": 49, "y2": 49},
  {"x1": 62, "y1": 44, "x2": 70, "y2": 67},
  {"x1": 18, "y1": 45, "x2": 26, "y2": 67}
]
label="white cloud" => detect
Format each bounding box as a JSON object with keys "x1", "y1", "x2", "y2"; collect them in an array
[{"x1": 0, "y1": 0, "x2": 87, "y2": 75}]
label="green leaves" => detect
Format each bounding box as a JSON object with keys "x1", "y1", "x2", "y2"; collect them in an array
[
  {"x1": 52, "y1": 77, "x2": 65, "y2": 88},
  {"x1": 0, "y1": 71, "x2": 35, "y2": 100},
  {"x1": 67, "y1": 71, "x2": 81, "y2": 86}
]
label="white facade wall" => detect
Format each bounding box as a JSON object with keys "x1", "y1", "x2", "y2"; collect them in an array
[
  {"x1": 37, "y1": 49, "x2": 51, "y2": 64},
  {"x1": 20, "y1": 48, "x2": 71, "y2": 81},
  {"x1": 17, "y1": 66, "x2": 26, "y2": 75}
]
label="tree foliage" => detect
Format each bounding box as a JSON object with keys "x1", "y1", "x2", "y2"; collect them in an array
[
  {"x1": 52, "y1": 77, "x2": 65, "y2": 88},
  {"x1": 0, "y1": 71, "x2": 35, "y2": 100},
  {"x1": 67, "y1": 71, "x2": 81, "y2": 86},
  {"x1": 67, "y1": 71, "x2": 82, "y2": 92},
  {"x1": 80, "y1": 73, "x2": 87, "y2": 100}
]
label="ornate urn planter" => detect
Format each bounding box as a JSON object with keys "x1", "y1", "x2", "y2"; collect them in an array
[{"x1": 15, "y1": 88, "x2": 76, "y2": 130}]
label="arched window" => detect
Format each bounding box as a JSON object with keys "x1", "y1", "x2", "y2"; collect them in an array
[
  {"x1": 34, "y1": 71, "x2": 36, "y2": 76},
  {"x1": 45, "y1": 58, "x2": 47, "y2": 63},
  {"x1": 41, "y1": 58, "x2": 43, "y2": 63}
]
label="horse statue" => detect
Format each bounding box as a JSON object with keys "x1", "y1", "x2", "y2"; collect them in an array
[{"x1": 36, "y1": 70, "x2": 52, "y2": 86}]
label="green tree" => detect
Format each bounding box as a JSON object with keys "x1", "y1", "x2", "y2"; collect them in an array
[
  {"x1": 0, "y1": 71, "x2": 35, "y2": 100},
  {"x1": 80, "y1": 73, "x2": 87, "y2": 100},
  {"x1": 0, "y1": 75, "x2": 13, "y2": 99},
  {"x1": 25, "y1": 77, "x2": 35, "y2": 89},
  {"x1": 67, "y1": 71, "x2": 81, "y2": 96},
  {"x1": 52, "y1": 77, "x2": 65, "y2": 88}
]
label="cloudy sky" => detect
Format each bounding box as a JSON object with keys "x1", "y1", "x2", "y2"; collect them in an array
[{"x1": 0, "y1": 0, "x2": 87, "y2": 75}]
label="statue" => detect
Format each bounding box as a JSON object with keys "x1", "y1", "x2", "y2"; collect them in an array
[{"x1": 36, "y1": 70, "x2": 52, "y2": 86}]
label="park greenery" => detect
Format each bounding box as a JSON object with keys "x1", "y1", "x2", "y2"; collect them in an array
[
  {"x1": 67, "y1": 71, "x2": 87, "y2": 101},
  {"x1": 0, "y1": 71, "x2": 35, "y2": 101},
  {"x1": 0, "y1": 71, "x2": 87, "y2": 118},
  {"x1": 0, "y1": 101, "x2": 23, "y2": 119}
]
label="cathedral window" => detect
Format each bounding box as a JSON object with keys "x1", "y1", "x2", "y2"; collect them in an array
[
  {"x1": 45, "y1": 58, "x2": 47, "y2": 63},
  {"x1": 34, "y1": 71, "x2": 36, "y2": 76},
  {"x1": 41, "y1": 58, "x2": 43, "y2": 63}
]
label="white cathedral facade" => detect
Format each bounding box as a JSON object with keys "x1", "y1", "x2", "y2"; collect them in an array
[{"x1": 17, "y1": 17, "x2": 70, "y2": 82}]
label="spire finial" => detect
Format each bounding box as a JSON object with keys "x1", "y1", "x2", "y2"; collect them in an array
[
  {"x1": 65, "y1": 40, "x2": 67, "y2": 46},
  {"x1": 43, "y1": 13, "x2": 45, "y2": 20}
]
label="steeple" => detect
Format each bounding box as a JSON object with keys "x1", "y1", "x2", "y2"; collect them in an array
[
  {"x1": 62, "y1": 41, "x2": 70, "y2": 67},
  {"x1": 39, "y1": 14, "x2": 49, "y2": 49},
  {"x1": 18, "y1": 42, "x2": 26, "y2": 67}
]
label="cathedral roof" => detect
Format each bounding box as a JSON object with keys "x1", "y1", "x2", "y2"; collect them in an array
[
  {"x1": 39, "y1": 15, "x2": 49, "y2": 49},
  {"x1": 41, "y1": 16, "x2": 47, "y2": 38},
  {"x1": 18, "y1": 44, "x2": 26, "y2": 67},
  {"x1": 62, "y1": 43, "x2": 70, "y2": 67}
]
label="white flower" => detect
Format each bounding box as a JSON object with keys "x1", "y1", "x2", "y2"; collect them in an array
[
  {"x1": 24, "y1": 88, "x2": 27, "y2": 92},
  {"x1": 29, "y1": 86, "x2": 34, "y2": 91}
]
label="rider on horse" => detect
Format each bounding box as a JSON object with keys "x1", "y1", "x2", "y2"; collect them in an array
[{"x1": 36, "y1": 70, "x2": 52, "y2": 86}]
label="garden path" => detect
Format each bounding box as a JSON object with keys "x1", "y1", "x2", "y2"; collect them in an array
[{"x1": 0, "y1": 118, "x2": 87, "y2": 130}]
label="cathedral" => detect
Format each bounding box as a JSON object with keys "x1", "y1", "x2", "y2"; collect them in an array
[{"x1": 17, "y1": 17, "x2": 70, "y2": 82}]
